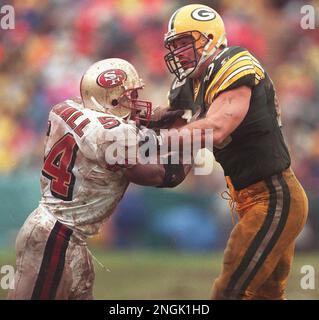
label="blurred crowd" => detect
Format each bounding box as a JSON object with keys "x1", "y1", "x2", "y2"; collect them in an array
[{"x1": 0, "y1": 0, "x2": 318, "y2": 249}]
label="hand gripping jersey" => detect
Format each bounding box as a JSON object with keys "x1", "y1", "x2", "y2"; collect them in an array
[
  {"x1": 39, "y1": 97, "x2": 138, "y2": 238},
  {"x1": 169, "y1": 46, "x2": 291, "y2": 190}
]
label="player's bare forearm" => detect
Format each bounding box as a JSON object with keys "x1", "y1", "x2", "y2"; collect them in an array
[
  {"x1": 125, "y1": 162, "x2": 190, "y2": 188},
  {"x1": 125, "y1": 164, "x2": 165, "y2": 186},
  {"x1": 168, "y1": 86, "x2": 251, "y2": 147},
  {"x1": 174, "y1": 117, "x2": 215, "y2": 149}
]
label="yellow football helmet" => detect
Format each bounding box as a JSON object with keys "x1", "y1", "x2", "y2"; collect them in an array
[
  {"x1": 80, "y1": 58, "x2": 152, "y2": 123},
  {"x1": 164, "y1": 4, "x2": 227, "y2": 81}
]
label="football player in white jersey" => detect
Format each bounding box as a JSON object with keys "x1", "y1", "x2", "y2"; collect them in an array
[{"x1": 8, "y1": 58, "x2": 187, "y2": 300}]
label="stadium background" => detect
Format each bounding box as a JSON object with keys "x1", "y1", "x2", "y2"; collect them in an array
[{"x1": 0, "y1": 0, "x2": 318, "y2": 299}]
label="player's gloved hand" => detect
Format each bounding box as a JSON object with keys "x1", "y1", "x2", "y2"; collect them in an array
[{"x1": 140, "y1": 107, "x2": 185, "y2": 129}]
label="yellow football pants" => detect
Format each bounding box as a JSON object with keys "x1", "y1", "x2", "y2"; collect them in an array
[{"x1": 211, "y1": 167, "x2": 308, "y2": 300}]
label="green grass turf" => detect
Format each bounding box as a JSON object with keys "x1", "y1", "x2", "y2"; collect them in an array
[{"x1": 0, "y1": 249, "x2": 318, "y2": 299}]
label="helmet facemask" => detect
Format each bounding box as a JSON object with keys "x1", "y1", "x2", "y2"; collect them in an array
[
  {"x1": 117, "y1": 87, "x2": 152, "y2": 126},
  {"x1": 164, "y1": 31, "x2": 210, "y2": 81}
]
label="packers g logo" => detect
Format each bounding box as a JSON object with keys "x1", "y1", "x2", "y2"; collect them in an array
[{"x1": 191, "y1": 8, "x2": 216, "y2": 21}]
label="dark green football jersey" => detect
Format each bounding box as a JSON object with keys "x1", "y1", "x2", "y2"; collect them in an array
[
  {"x1": 168, "y1": 46, "x2": 291, "y2": 190},
  {"x1": 168, "y1": 77, "x2": 196, "y2": 112}
]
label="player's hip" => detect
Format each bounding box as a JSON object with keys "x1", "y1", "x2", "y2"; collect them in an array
[
  {"x1": 16, "y1": 206, "x2": 85, "y2": 249},
  {"x1": 227, "y1": 168, "x2": 307, "y2": 221},
  {"x1": 223, "y1": 168, "x2": 308, "y2": 246}
]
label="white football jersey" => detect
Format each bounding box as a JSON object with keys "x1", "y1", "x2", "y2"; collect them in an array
[{"x1": 39, "y1": 97, "x2": 139, "y2": 238}]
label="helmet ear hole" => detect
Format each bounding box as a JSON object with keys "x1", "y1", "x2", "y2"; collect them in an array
[
  {"x1": 208, "y1": 34, "x2": 214, "y2": 40},
  {"x1": 111, "y1": 99, "x2": 118, "y2": 106}
]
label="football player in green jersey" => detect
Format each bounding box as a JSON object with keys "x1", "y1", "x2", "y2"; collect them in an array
[{"x1": 163, "y1": 4, "x2": 308, "y2": 300}]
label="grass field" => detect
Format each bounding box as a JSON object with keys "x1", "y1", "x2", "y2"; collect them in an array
[{"x1": 0, "y1": 249, "x2": 318, "y2": 299}]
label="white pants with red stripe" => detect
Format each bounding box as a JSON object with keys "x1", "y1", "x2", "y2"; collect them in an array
[{"x1": 8, "y1": 206, "x2": 95, "y2": 300}]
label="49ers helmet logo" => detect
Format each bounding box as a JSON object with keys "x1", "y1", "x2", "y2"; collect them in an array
[
  {"x1": 97, "y1": 69, "x2": 127, "y2": 88},
  {"x1": 191, "y1": 8, "x2": 216, "y2": 21}
]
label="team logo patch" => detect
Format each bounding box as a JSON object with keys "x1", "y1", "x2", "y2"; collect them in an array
[
  {"x1": 191, "y1": 8, "x2": 216, "y2": 21},
  {"x1": 97, "y1": 69, "x2": 127, "y2": 88}
]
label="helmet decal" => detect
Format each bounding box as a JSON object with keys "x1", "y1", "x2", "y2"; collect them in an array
[
  {"x1": 191, "y1": 8, "x2": 216, "y2": 21},
  {"x1": 97, "y1": 69, "x2": 127, "y2": 89}
]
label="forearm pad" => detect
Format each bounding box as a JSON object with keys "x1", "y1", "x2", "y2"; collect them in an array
[{"x1": 157, "y1": 160, "x2": 186, "y2": 188}]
